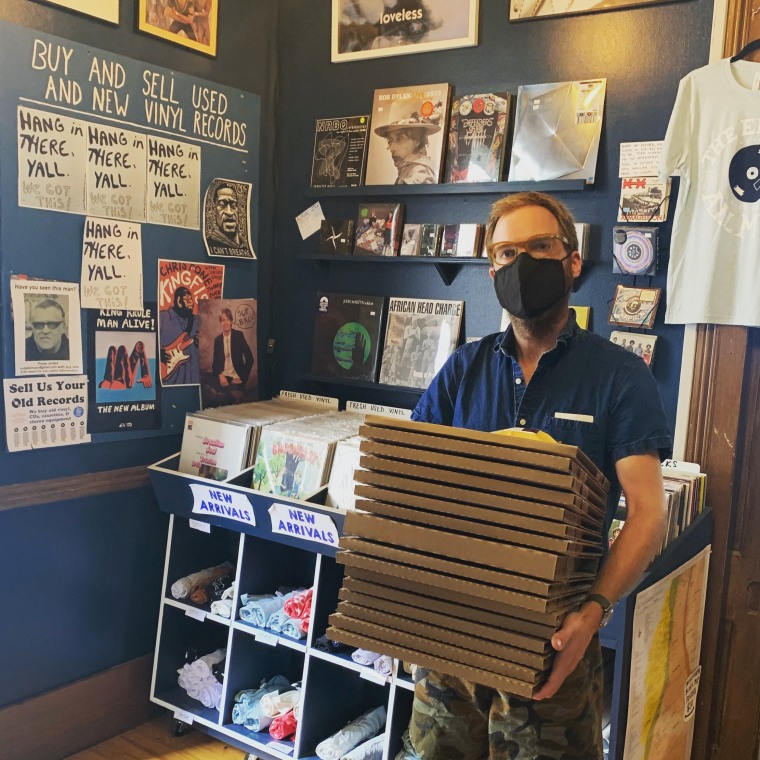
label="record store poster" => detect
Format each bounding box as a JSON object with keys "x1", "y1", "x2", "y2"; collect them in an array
[{"x1": 87, "y1": 305, "x2": 162, "y2": 433}]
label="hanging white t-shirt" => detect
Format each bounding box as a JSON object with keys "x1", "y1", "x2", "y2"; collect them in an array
[{"x1": 660, "y1": 58, "x2": 760, "y2": 326}]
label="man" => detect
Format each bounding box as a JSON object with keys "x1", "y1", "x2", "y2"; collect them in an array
[
  {"x1": 409, "y1": 192, "x2": 671, "y2": 759},
  {"x1": 159, "y1": 286, "x2": 199, "y2": 385},
  {"x1": 211, "y1": 307, "x2": 254, "y2": 403},
  {"x1": 164, "y1": 0, "x2": 197, "y2": 41},
  {"x1": 26, "y1": 298, "x2": 69, "y2": 361},
  {"x1": 207, "y1": 184, "x2": 244, "y2": 248}
]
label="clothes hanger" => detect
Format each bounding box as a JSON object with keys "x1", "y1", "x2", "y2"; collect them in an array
[{"x1": 730, "y1": 38, "x2": 760, "y2": 62}]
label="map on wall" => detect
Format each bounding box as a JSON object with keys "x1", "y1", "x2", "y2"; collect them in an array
[{"x1": 623, "y1": 546, "x2": 711, "y2": 760}]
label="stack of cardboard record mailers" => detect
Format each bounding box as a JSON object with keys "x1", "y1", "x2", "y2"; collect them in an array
[{"x1": 326, "y1": 415, "x2": 609, "y2": 699}]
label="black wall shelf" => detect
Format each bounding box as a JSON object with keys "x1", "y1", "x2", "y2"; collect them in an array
[
  {"x1": 308, "y1": 179, "x2": 589, "y2": 198},
  {"x1": 300, "y1": 373, "x2": 424, "y2": 398},
  {"x1": 302, "y1": 254, "x2": 490, "y2": 285}
]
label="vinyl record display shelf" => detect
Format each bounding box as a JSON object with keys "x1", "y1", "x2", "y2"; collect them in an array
[
  {"x1": 308, "y1": 179, "x2": 588, "y2": 198},
  {"x1": 301, "y1": 253, "x2": 488, "y2": 286},
  {"x1": 147, "y1": 455, "x2": 414, "y2": 760}
]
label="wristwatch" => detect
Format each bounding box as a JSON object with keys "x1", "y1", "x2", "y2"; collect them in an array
[{"x1": 584, "y1": 593, "x2": 614, "y2": 628}]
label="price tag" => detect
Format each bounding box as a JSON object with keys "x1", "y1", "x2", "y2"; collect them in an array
[
  {"x1": 173, "y1": 709, "x2": 195, "y2": 725},
  {"x1": 185, "y1": 607, "x2": 207, "y2": 622},
  {"x1": 267, "y1": 741, "x2": 294, "y2": 755},
  {"x1": 254, "y1": 631, "x2": 279, "y2": 647},
  {"x1": 189, "y1": 519, "x2": 211, "y2": 533},
  {"x1": 359, "y1": 668, "x2": 388, "y2": 685}
]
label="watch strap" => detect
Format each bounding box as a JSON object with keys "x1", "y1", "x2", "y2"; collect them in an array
[{"x1": 584, "y1": 593, "x2": 613, "y2": 626}]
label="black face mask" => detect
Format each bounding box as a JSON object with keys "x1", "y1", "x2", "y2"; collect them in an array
[{"x1": 493, "y1": 252, "x2": 571, "y2": 320}]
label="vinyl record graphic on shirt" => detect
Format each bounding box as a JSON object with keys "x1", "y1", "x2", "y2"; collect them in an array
[{"x1": 612, "y1": 227, "x2": 657, "y2": 276}]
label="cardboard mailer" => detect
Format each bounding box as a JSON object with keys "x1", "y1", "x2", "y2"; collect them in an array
[
  {"x1": 353, "y1": 498, "x2": 602, "y2": 556},
  {"x1": 342, "y1": 576, "x2": 560, "y2": 640},
  {"x1": 329, "y1": 613, "x2": 542, "y2": 685},
  {"x1": 339, "y1": 537, "x2": 595, "y2": 600},
  {"x1": 344, "y1": 512, "x2": 600, "y2": 580},
  {"x1": 362, "y1": 415, "x2": 608, "y2": 490},
  {"x1": 339, "y1": 554, "x2": 584, "y2": 625},
  {"x1": 359, "y1": 438, "x2": 609, "y2": 506},
  {"x1": 338, "y1": 588, "x2": 551, "y2": 656},
  {"x1": 359, "y1": 456, "x2": 606, "y2": 519},
  {"x1": 336, "y1": 602, "x2": 553, "y2": 671},
  {"x1": 326, "y1": 624, "x2": 538, "y2": 698},
  {"x1": 353, "y1": 472, "x2": 603, "y2": 530}
]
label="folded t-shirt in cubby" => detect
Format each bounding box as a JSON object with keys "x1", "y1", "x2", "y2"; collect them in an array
[
  {"x1": 171, "y1": 561, "x2": 235, "y2": 602},
  {"x1": 316, "y1": 705, "x2": 387, "y2": 760},
  {"x1": 176, "y1": 647, "x2": 226, "y2": 710},
  {"x1": 239, "y1": 587, "x2": 313, "y2": 639},
  {"x1": 232, "y1": 674, "x2": 297, "y2": 732}
]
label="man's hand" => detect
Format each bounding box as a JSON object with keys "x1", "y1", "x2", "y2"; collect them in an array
[
  {"x1": 218, "y1": 374, "x2": 229, "y2": 387},
  {"x1": 533, "y1": 603, "x2": 602, "y2": 701}
]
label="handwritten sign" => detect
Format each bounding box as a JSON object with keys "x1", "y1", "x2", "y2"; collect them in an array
[
  {"x1": 619, "y1": 141, "x2": 664, "y2": 178},
  {"x1": 80, "y1": 217, "x2": 143, "y2": 310},
  {"x1": 18, "y1": 106, "x2": 87, "y2": 214},
  {"x1": 190, "y1": 483, "x2": 255, "y2": 527},
  {"x1": 278, "y1": 390, "x2": 339, "y2": 409},
  {"x1": 268, "y1": 503, "x2": 338, "y2": 547},
  {"x1": 295, "y1": 201, "x2": 325, "y2": 240},
  {"x1": 147, "y1": 135, "x2": 201, "y2": 229},
  {"x1": 346, "y1": 401, "x2": 411, "y2": 418},
  {"x1": 86, "y1": 123, "x2": 146, "y2": 221}
]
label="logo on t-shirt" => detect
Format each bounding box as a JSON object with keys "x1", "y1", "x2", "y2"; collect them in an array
[{"x1": 729, "y1": 145, "x2": 760, "y2": 203}]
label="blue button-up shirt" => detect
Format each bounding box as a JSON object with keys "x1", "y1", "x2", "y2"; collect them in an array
[{"x1": 412, "y1": 314, "x2": 673, "y2": 534}]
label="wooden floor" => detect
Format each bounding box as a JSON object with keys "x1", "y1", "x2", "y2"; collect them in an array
[{"x1": 65, "y1": 716, "x2": 246, "y2": 760}]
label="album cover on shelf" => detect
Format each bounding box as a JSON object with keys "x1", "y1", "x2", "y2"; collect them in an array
[
  {"x1": 445, "y1": 93, "x2": 511, "y2": 183},
  {"x1": 365, "y1": 83, "x2": 451, "y2": 186},
  {"x1": 378, "y1": 297, "x2": 464, "y2": 389},
  {"x1": 310, "y1": 115, "x2": 370, "y2": 188},
  {"x1": 354, "y1": 203, "x2": 404, "y2": 256},
  {"x1": 440, "y1": 223, "x2": 483, "y2": 257},
  {"x1": 612, "y1": 227, "x2": 658, "y2": 275},
  {"x1": 618, "y1": 177, "x2": 671, "y2": 223},
  {"x1": 610, "y1": 331, "x2": 657, "y2": 368},
  {"x1": 319, "y1": 219, "x2": 355, "y2": 255},
  {"x1": 178, "y1": 413, "x2": 252, "y2": 481},
  {"x1": 252, "y1": 429, "x2": 333, "y2": 497},
  {"x1": 310, "y1": 292, "x2": 386, "y2": 382},
  {"x1": 508, "y1": 79, "x2": 607, "y2": 184},
  {"x1": 419, "y1": 224, "x2": 442, "y2": 257},
  {"x1": 400, "y1": 224, "x2": 423, "y2": 256},
  {"x1": 608, "y1": 285, "x2": 661, "y2": 329}
]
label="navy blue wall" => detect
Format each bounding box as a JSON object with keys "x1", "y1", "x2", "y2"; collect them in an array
[
  {"x1": 0, "y1": 0, "x2": 277, "y2": 709},
  {"x1": 272, "y1": 0, "x2": 713, "y2": 431}
]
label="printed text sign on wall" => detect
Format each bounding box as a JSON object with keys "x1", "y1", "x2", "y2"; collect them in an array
[
  {"x1": 190, "y1": 483, "x2": 255, "y2": 526},
  {"x1": 269, "y1": 503, "x2": 338, "y2": 546}
]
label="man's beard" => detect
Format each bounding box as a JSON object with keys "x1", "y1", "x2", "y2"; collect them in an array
[{"x1": 175, "y1": 303, "x2": 193, "y2": 319}]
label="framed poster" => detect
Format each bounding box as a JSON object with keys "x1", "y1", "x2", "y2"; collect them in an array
[
  {"x1": 36, "y1": 0, "x2": 119, "y2": 24},
  {"x1": 138, "y1": 0, "x2": 218, "y2": 57},
  {"x1": 510, "y1": 0, "x2": 673, "y2": 21},
  {"x1": 332, "y1": 0, "x2": 479, "y2": 63}
]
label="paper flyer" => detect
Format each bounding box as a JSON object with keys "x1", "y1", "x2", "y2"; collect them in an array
[
  {"x1": 87, "y1": 304, "x2": 161, "y2": 433},
  {"x1": 80, "y1": 217, "x2": 143, "y2": 311},
  {"x1": 4, "y1": 376, "x2": 91, "y2": 451},
  {"x1": 11, "y1": 279, "x2": 84, "y2": 376}
]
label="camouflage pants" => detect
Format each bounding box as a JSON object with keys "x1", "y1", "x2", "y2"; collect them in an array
[{"x1": 409, "y1": 637, "x2": 603, "y2": 760}]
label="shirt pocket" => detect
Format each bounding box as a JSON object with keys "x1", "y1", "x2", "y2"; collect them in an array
[{"x1": 541, "y1": 415, "x2": 604, "y2": 470}]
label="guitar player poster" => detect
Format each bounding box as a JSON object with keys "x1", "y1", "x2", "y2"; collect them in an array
[
  {"x1": 157, "y1": 259, "x2": 225, "y2": 387},
  {"x1": 87, "y1": 304, "x2": 162, "y2": 433}
]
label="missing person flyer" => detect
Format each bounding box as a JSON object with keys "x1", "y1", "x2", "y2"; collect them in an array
[
  {"x1": 10, "y1": 279, "x2": 84, "y2": 376},
  {"x1": 87, "y1": 305, "x2": 162, "y2": 433},
  {"x1": 4, "y1": 375, "x2": 91, "y2": 452}
]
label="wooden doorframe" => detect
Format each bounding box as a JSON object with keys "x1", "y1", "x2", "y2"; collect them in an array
[{"x1": 686, "y1": 4, "x2": 760, "y2": 757}]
